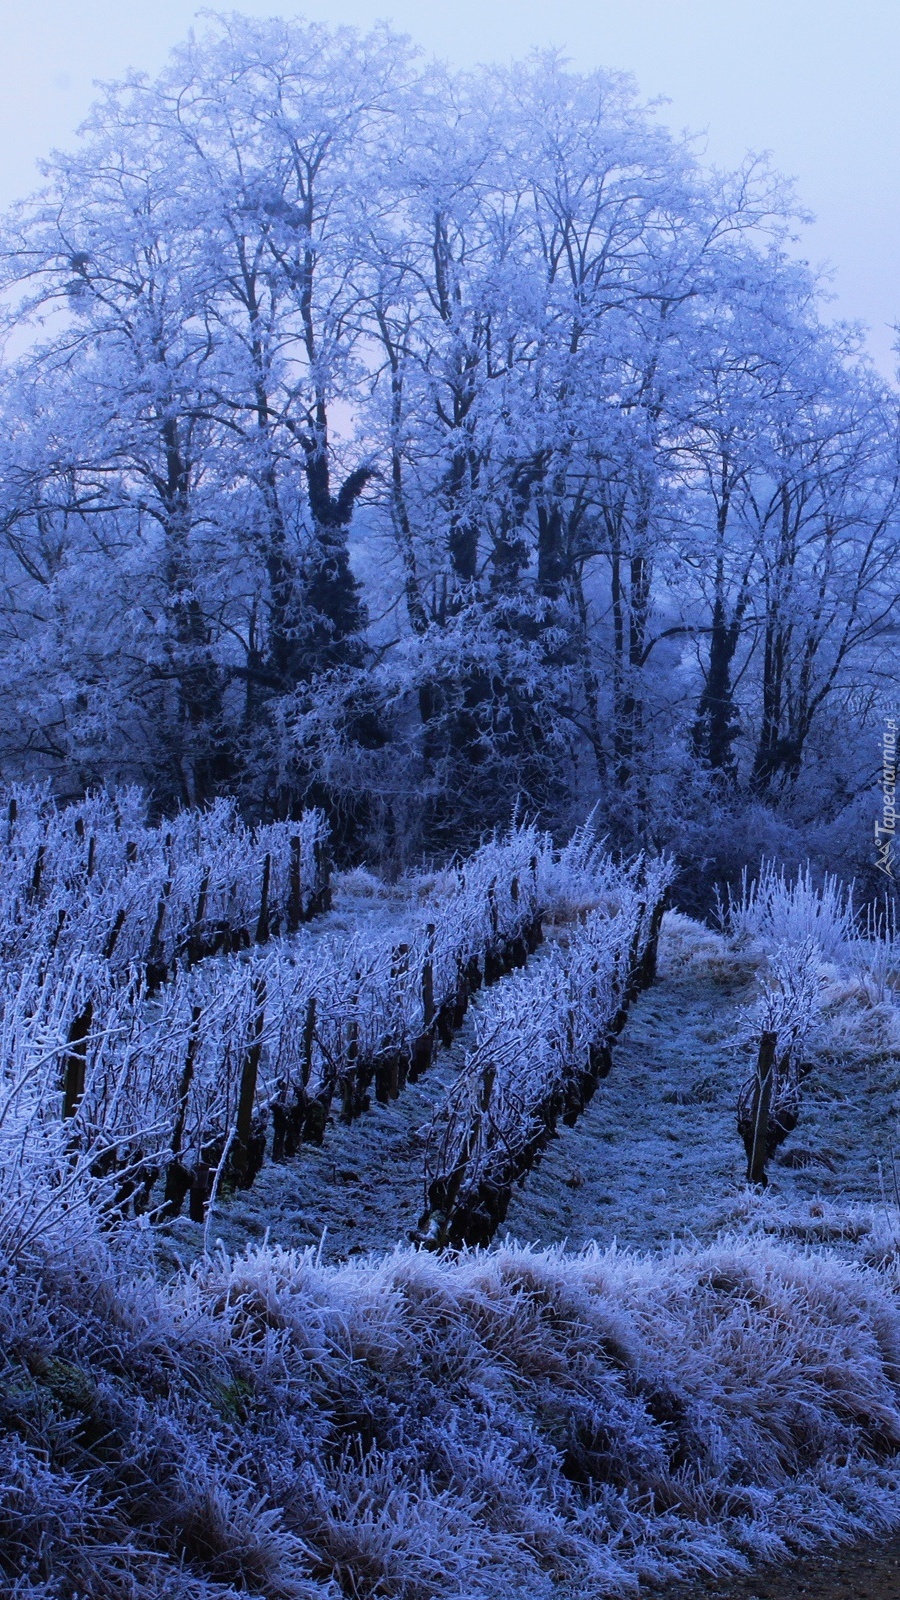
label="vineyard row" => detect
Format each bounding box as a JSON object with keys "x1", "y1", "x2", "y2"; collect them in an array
[
  {"x1": 5, "y1": 821, "x2": 591, "y2": 1230},
  {"x1": 417, "y1": 855, "x2": 676, "y2": 1249},
  {"x1": 0, "y1": 786, "x2": 331, "y2": 983}
]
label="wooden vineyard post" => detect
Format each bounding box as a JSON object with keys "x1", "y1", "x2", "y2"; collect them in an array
[
  {"x1": 62, "y1": 1001, "x2": 94, "y2": 1120},
  {"x1": 624, "y1": 903, "x2": 646, "y2": 1006},
  {"x1": 146, "y1": 879, "x2": 172, "y2": 990},
  {"x1": 163, "y1": 1005, "x2": 202, "y2": 1216},
  {"x1": 48, "y1": 907, "x2": 67, "y2": 956},
  {"x1": 102, "y1": 908, "x2": 126, "y2": 962},
  {"x1": 254, "y1": 854, "x2": 271, "y2": 946},
  {"x1": 747, "y1": 1030, "x2": 778, "y2": 1186},
  {"x1": 422, "y1": 925, "x2": 436, "y2": 1030},
  {"x1": 341, "y1": 1016, "x2": 360, "y2": 1123},
  {"x1": 170, "y1": 1005, "x2": 202, "y2": 1162},
  {"x1": 302, "y1": 995, "x2": 317, "y2": 1087},
  {"x1": 28, "y1": 845, "x2": 45, "y2": 904},
  {"x1": 288, "y1": 836, "x2": 302, "y2": 932},
  {"x1": 188, "y1": 870, "x2": 210, "y2": 965},
  {"x1": 639, "y1": 898, "x2": 666, "y2": 990},
  {"x1": 232, "y1": 977, "x2": 266, "y2": 1187}
]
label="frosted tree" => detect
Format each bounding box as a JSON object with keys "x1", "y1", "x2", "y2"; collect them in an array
[{"x1": 0, "y1": 12, "x2": 896, "y2": 862}]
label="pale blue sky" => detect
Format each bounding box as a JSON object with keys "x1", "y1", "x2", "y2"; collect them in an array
[{"x1": 2, "y1": 1, "x2": 898, "y2": 373}]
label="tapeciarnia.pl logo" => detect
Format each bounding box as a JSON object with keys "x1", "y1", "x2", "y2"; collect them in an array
[{"x1": 876, "y1": 715, "x2": 897, "y2": 878}]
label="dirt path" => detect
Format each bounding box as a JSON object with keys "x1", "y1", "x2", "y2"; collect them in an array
[{"x1": 657, "y1": 1529, "x2": 900, "y2": 1599}]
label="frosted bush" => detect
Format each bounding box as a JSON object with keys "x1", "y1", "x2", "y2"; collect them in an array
[
  {"x1": 719, "y1": 861, "x2": 856, "y2": 963},
  {"x1": 535, "y1": 811, "x2": 624, "y2": 919},
  {"x1": 754, "y1": 938, "x2": 826, "y2": 1060},
  {"x1": 732, "y1": 935, "x2": 833, "y2": 1183}
]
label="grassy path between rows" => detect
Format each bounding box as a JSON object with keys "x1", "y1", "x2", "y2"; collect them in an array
[{"x1": 504, "y1": 913, "x2": 899, "y2": 1255}]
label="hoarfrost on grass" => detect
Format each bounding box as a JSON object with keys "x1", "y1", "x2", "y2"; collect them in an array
[{"x1": 7, "y1": 1232, "x2": 900, "y2": 1597}]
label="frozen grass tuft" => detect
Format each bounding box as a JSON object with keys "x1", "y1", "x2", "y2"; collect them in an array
[{"x1": 6, "y1": 1232, "x2": 900, "y2": 1596}]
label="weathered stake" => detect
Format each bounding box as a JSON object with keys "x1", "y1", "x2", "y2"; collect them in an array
[
  {"x1": 747, "y1": 1030, "x2": 779, "y2": 1186},
  {"x1": 170, "y1": 1005, "x2": 203, "y2": 1161},
  {"x1": 288, "y1": 835, "x2": 302, "y2": 931},
  {"x1": 188, "y1": 870, "x2": 210, "y2": 964},
  {"x1": 237, "y1": 977, "x2": 267, "y2": 1149},
  {"x1": 62, "y1": 1001, "x2": 94, "y2": 1120},
  {"x1": 146, "y1": 879, "x2": 172, "y2": 989},
  {"x1": 102, "y1": 907, "x2": 126, "y2": 962},
  {"x1": 302, "y1": 995, "x2": 317, "y2": 1087},
  {"x1": 28, "y1": 845, "x2": 45, "y2": 903},
  {"x1": 422, "y1": 924, "x2": 436, "y2": 1030},
  {"x1": 254, "y1": 854, "x2": 271, "y2": 945}
]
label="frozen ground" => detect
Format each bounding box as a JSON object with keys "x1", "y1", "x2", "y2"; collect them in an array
[
  {"x1": 158, "y1": 912, "x2": 900, "y2": 1275},
  {"x1": 657, "y1": 1528, "x2": 900, "y2": 1599}
]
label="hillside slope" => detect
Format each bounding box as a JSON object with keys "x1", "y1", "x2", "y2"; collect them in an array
[{"x1": 7, "y1": 1232, "x2": 900, "y2": 1598}]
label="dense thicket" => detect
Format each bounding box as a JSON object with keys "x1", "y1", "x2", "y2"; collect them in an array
[{"x1": 0, "y1": 13, "x2": 896, "y2": 885}]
